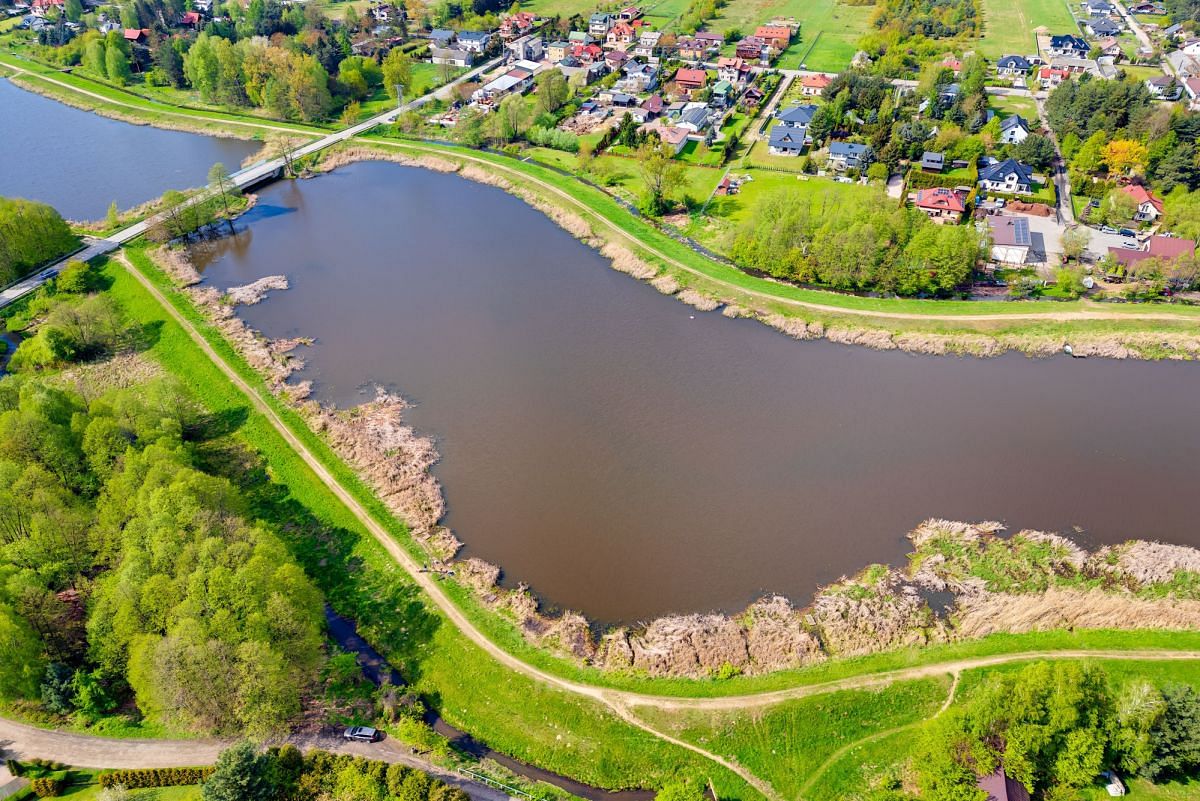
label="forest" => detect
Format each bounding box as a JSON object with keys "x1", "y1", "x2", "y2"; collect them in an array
[
  {"x1": 0, "y1": 265, "x2": 327, "y2": 736},
  {"x1": 0, "y1": 198, "x2": 78, "y2": 286}
]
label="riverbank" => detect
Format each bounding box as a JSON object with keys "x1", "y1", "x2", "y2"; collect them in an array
[{"x1": 338, "y1": 139, "x2": 1200, "y2": 361}]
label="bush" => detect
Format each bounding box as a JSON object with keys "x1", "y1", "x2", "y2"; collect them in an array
[
  {"x1": 7, "y1": 759, "x2": 23, "y2": 777},
  {"x1": 29, "y1": 777, "x2": 64, "y2": 798},
  {"x1": 98, "y1": 767, "x2": 215, "y2": 789},
  {"x1": 526, "y1": 125, "x2": 579, "y2": 153}
]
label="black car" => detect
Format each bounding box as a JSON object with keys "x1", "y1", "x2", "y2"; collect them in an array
[{"x1": 343, "y1": 726, "x2": 382, "y2": 742}]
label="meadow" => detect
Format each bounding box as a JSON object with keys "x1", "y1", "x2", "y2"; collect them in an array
[{"x1": 976, "y1": 0, "x2": 1078, "y2": 58}]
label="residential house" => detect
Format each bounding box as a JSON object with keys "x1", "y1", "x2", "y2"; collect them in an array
[
  {"x1": 914, "y1": 188, "x2": 967, "y2": 223},
  {"x1": 1163, "y1": 21, "x2": 1184, "y2": 39},
  {"x1": 632, "y1": 30, "x2": 661, "y2": 58},
  {"x1": 735, "y1": 35, "x2": 768, "y2": 62},
  {"x1": 999, "y1": 114, "x2": 1031, "y2": 144},
  {"x1": 179, "y1": 9, "x2": 202, "y2": 27},
  {"x1": 799, "y1": 72, "x2": 832, "y2": 95},
  {"x1": 976, "y1": 767, "x2": 1032, "y2": 801},
  {"x1": 568, "y1": 30, "x2": 593, "y2": 45},
  {"x1": 717, "y1": 56, "x2": 749, "y2": 85},
  {"x1": 430, "y1": 28, "x2": 456, "y2": 48},
  {"x1": 508, "y1": 33, "x2": 543, "y2": 61},
  {"x1": 604, "y1": 49, "x2": 630, "y2": 70},
  {"x1": 1109, "y1": 234, "x2": 1196, "y2": 267},
  {"x1": 572, "y1": 42, "x2": 604, "y2": 62},
  {"x1": 920, "y1": 151, "x2": 945, "y2": 172},
  {"x1": 606, "y1": 20, "x2": 636, "y2": 49},
  {"x1": 123, "y1": 27, "x2": 147, "y2": 42},
  {"x1": 499, "y1": 11, "x2": 535, "y2": 38},
  {"x1": 742, "y1": 85, "x2": 765, "y2": 108},
  {"x1": 1167, "y1": 49, "x2": 1200, "y2": 77},
  {"x1": 674, "y1": 67, "x2": 708, "y2": 95},
  {"x1": 1082, "y1": 0, "x2": 1115, "y2": 14},
  {"x1": 768, "y1": 126, "x2": 808, "y2": 155},
  {"x1": 368, "y1": 2, "x2": 394, "y2": 22},
  {"x1": 641, "y1": 94, "x2": 665, "y2": 118},
  {"x1": 1146, "y1": 74, "x2": 1182, "y2": 99},
  {"x1": 1119, "y1": 184, "x2": 1165, "y2": 220},
  {"x1": 828, "y1": 141, "x2": 871, "y2": 171},
  {"x1": 1084, "y1": 14, "x2": 1121, "y2": 36},
  {"x1": 588, "y1": 12, "x2": 611, "y2": 36},
  {"x1": 1037, "y1": 66, "x2": 1072, "y2": 88},
  {"x1": 1185, "y1": 76, "x2": 1200, "y2": 108},
  {"x1": 547, "y1": 40, "x2": 570, "y2": 62},
  {"x1": 675, "y1": 37, "x2": 706, "y2": 62},
  {"x1": 694, "y1": 30, "x2": 724, "y2": 50},
  {"x1": 978, "y1": 158, "x2": 1034, "y2": 194},
  {"x1": 599, "y1": 89, "x2": 637, "y2": 106},
  {"x1": 941, "y1": 56, "x2": 963, "y2": 74},
  {"x1": 618, "y1": 5, "x2": 641, "y2": 21},
  {"x1": 1180, "y1": 37, "x2": 1200, "y2": 56},
  {"x1": 1049, "y1": 55, "x2": 1103, "y2": 76},
  {"x1": 677, "y1": 104, "x2": 711, "y2": 132},
  {"x1": 557, "y1": 58, "x2": 606, "y2": 83},
  {"x1": 1095, "y1": 36, "x2": 1123, "y2": 57},
  {"x1": 775, "y1": 102, "x2": 817, "y2": 133},
  {"x1": 657, "y1": 126, "x2": 689, "y2": 155},
  {"x1": 754, "y1": 24, "x2": 791, "y2": 50},
  {"x1": 617, "y1": 60, "x2": 659, "y2": 92},
  {"x1": 432, "y1": 47, "x2": 473, "y2": 66},
  {"x1": 937, "y1": 82, "x2": 961, "y2": 105},
  {"x1": 29, "y1": 0, "x2": 63, "y2": 18},
  {"x1": 996, "y1": 54, "x2": 1031, "y2": 76},
  {"x1": 1129, "y1": 1, "x2": 1164, "y2": 12},
  {"x1": 457, "y1": 30, "x2": 491, "y2": 53},
  {"x1": 473, "y1": 65, "x2": 536, "y2": 104},
  {"x1": 1047, "y1": 34, "x2": 1090, "y2": 57}
]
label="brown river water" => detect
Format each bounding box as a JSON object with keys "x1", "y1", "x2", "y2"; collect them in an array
[{"x1": 191, "y1": 160, "x2": 1200, "y2": 624}]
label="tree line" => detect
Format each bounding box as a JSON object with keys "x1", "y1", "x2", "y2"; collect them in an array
[{"x1": 0, "y1": 197, "x2": 78, "y2": 286}]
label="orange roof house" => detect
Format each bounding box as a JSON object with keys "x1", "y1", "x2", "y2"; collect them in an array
[
  {"x1": 754, "y1": 24, "x2": 791, "y2": 49},
  {"x1": 799, "y1": 72, "x2": 832, "y2": 95}
]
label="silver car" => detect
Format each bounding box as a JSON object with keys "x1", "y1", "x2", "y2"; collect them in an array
[{"x1": 343, "y1": 726, "x2": 382, "y2": 742}]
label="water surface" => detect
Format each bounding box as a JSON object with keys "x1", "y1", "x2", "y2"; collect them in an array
[
  {"x1": 194, "y1": 161, "x2": 1200, "y2": 623},
  {"x1": 0, "y1": 78, "x2": 258, "y2": 220}
]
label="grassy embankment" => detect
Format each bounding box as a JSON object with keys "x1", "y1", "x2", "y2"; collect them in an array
[{"x1": 107, "y1": 246, "x2": 762, "y2": 798}]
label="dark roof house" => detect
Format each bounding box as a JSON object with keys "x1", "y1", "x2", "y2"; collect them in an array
[
  {"x1": 920, "y1": 151, "x2": 945, "y2": 171},
  {"x1": 977, "y1": 769, "x2": 1032, "y2": 801}
]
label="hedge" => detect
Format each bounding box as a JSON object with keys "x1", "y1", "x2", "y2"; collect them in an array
[{"x1": 98, "y1": 767, "x2": 214, "y2": 789}]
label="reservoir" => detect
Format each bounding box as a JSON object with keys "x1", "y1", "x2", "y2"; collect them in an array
[
  {"x1": 194, "y1": 160, "x2": 1200, "y2": 624},
  {"x1": 0, "y1": 77, "x2": 259, "y2": 221}
]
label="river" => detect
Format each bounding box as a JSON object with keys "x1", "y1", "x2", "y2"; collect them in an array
[
  {"x1": 191, "y1": 161, "x2": 1200, "y2": 623},
  {"x1": 0, "y1": 77, "x2": 259, "y2": 221}
]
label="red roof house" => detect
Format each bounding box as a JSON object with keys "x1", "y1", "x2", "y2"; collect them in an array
[
  {"x1": 754, "y1": 24, "x2": 791, "y2": 49},
  {"x1": 123, "y1": 27, "x2": 149, "y2": 41},
  {"x1": 180, "y1": 10, "x2": 201, "y2": 25},
  {"x1": 1119, "y1": 183, "x2": 1164, "y2": 221},
  {"x1": 914, "y1": 188, "x2": 967, "y2": 223},
  {"x1": 1109, "y1": 234, "x2": 1197, "y2": 267},
  {"x1": 674, "y1": 68, "x2": 708, "y2": 93},
  {"x1": 799, "y1": 72, "x2": 832, "y2": 95}
]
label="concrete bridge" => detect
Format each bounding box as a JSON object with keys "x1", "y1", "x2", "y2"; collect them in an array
[{"x1": 1, "y1": 55, "x2": 502, "y2": 311}]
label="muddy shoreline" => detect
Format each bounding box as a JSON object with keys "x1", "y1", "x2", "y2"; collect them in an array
[{"x1": 150, "y1": 183, "x2": 1200, "y2": 678}]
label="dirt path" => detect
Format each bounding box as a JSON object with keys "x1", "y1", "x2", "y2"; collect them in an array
[
  {"x1": 377, "y1": 140, "x2": 1200, "y2": 326},
  {"x1": 0, "y1": 717, "x2": 511, "y2": 801}
]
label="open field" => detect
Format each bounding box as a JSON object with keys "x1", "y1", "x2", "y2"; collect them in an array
[
  {"x1": 707, "y1": 0, "x2": 873, "y2": 72},
  {"x1": 707, "y1": 167, "x2": 880, "y2": 226},
  {"x1": 977, "y1": 0, "x2": 1078, "y2": 58},
  {"x1": 990, "y1": 93, "x2": 1039, "y2": 120}
]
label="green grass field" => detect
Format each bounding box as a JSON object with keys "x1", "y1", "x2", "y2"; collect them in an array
[
  {"x1": 62, "y1": 784, "x2": 201, "y2": 801},
  {"x1": 704, "y1": 0, "x2": 873, "y2": 72},
  {"x1": 708, "y1": 167, "x2": 878, "y2": 226},
  {"x1": 976, "y1": 0, "x2": 1077, "y2": 58},
  {"x1": 990, "y1": 93, "x2": 1039, "y2": 121}
]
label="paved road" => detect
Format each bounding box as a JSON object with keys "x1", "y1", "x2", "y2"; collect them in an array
[
  {"x1": 0, "y1": 54, "x2": 502, "y2": 312},
  {"x1": 0, "y1": 717, "x2": 512, "y2": 801}
]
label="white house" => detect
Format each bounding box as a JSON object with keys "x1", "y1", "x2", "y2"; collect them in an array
[
  {"x1": 998, "y1": 114, "x2": 1030, "y2": 144},
  {"x1": 988, "y1": 215, "x2": 1032, "y2": 264},
  {"x1": 978, "y1": 158, "x2": 1034, "y2": 194}
]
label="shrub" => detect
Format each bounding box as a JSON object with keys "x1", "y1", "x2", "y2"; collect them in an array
[
  {"x1": 29, "y1": 777, "x2": 64, "y2": 798},
  {"x1": 97, "y1": 767, "x2": 215, "y2": 789},
  {"x1": 526, "y1": 125, "x2": 579, "y2": 153},
  {"x1": 7, "y1": 760, "x2": 23, "y2": 777}
]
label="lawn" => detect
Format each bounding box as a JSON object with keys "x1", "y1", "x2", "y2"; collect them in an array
[
  {"x1": 705, "y1": 0, "x2": 873, "y2": 72},
  {"x1": 635, "y1": 678, "x2": 951, "y2": 801},
  {"x1": 62, "y1": 784, "x2": 201, "y2": 801},
  {"x1": 990, "y1": 93, "x2": 1039, "y2": 121},
  {"x1": 976, "y1": 0, "x2": 1077, "y2": 59},
  {"x1": 709, "y1": 167, "x2": 879, "y2": 226}
]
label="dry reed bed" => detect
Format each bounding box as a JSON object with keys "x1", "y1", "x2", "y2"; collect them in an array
[{"x1": 147, "y1": 151, "x2": 1200, "y2": 679}]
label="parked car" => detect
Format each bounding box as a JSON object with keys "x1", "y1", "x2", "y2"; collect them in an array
[
  {"x1": 39, "y1": 269, "x2": 58, "y2": 279},
  {"x1": 343, "y1": 726, "x2": 382, "y2": 742},
  {"x1": 1122, "y1": 239, "x2": 1138, "y2": 249},
  {"x1": 1118, "y1": 228, "x2": 1136, "y2": 237},
  {"x1": 1100, "y1": 225, "x2": 1118, "y2": 234}
]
